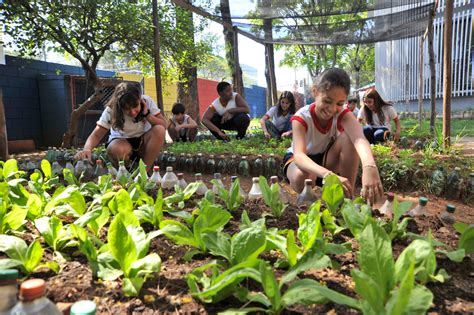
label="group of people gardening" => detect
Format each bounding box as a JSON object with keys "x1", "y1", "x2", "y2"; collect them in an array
[{"x1": 75, "y1": 68, "x2": 401, "y2": 205}]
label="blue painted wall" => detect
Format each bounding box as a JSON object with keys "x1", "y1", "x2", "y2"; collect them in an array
[
  {"x1": 0, "y1": 55, "x2": 114, "y2": 147},
  {"x1": 244, "y1": 85, "x2": 267, "y2": 118}
]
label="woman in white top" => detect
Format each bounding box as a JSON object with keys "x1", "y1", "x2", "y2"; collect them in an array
[
  {"x1": 260, "y1": 91, "x2": 296, "y2": 139},
  {"x1": 202, "y1": 81, "x2": 250, "y2": 141},
  {"x1": 74, "y1": 82, "x2": 167, "y2": 171},
  {"x1": 357, "y1": 88, "x2": 401, "y2": 144}
]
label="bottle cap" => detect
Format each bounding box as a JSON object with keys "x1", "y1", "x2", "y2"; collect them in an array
[
  {"x1": 419, "y1": 197, "x2": 428, "y2": 206},
  {"x1": 209, "y1": 155, "x2": 214, "y2": 158},
  {"x1": 386, "y1": 192, "x2": 394, "y2": 201},
  {"x1": 270, "y1": 176, "x2": 278, "y2": 184},
  {"x1": 166, "y1": 166, "x2": 173, "y2": 172},
  {"x1": 454, "y1": 167, "x2": 461, "y2": 171},
  {"x1": 258, "y1": 154, "x2": 263, "y2": 157},
  {"x1": 195, "y1": 173, "x2": 202, "y2": 180},
  {"x1": 177, "y1": 173, "x2": 184, "y2": 179},
  {"x1": 70, "y1": 300, "x2": 97, "y2": 315},
  {"x1": 119, "y1": 160, "x2": 125, "y2": 166},
  {"x1": 446, "y1": 204, "x2": 455, "y2": 213},
  {"x1": 470, "y1": 173, "x2": 474, "y2": 177},
  {"x1": 242, "y1": 156, "x2": 247, "y2": 159},
  {"x1": 214, "y1": 173, "x2": 221, "y2": 179},
  {"x1": 252, "y1": 177, "x2": 259, "y2": 183},
  {"x1": 198, "y1": 153, "x2": 203, "y2": 156},
  {"x1": 153, "y1": 166, "x2": 160, "y2": 171},
  {"x1": 0, "y1": 269, "x2": 19, "y2": 281},
  {"x1": 304, "y1": 179, "x2": 313, "y2": 185},
  {"x1": 96, "y1": 160, "x2": 102, "y2": 164},
  {"x1": 19, "y1": 279, "x2": 46, "y2": 301}
]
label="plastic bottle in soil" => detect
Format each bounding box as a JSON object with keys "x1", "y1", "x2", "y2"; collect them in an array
[
  {"x1": 412, "y1": 163, "x2": 425, "y2": 189},
  {"x1": 70, "y1": 300, "x2": 96, "y2": 315},
  {"x1": 177, "y1": 153, "x2": 186, "y2": 171},
  {"x1": 379, "y1": 192, "x2": 394, "y2": 217},
  {"x1": 93, "y1": 160, "x2": 107, "y2": 177},
  {"x1": 206, "y1": 155, "x2": 216, "y2": 174},
  {"x1": 159, "y1": 151, "x2": 169, "y2": 169},
  {"x1": 106, "y1": 162, "x2": 118, "y2": 177},
  {"x1": 116, "y1": 161, "x2": 130, "y2": 183},
  {"x1": 238, "y1": 156, "x2": 250, "y2": 177},
  {"x1": 212, "y1": 173, "x2": 224, "y2": 194},
  {"x1": 463, "y1": 173, "x2": 474, "y2": 204},
  {"x1": 167, "y1": 153, "x2": 177, "y2": 170},
  {"x1": 408, "y1": 197, "x2": 428, "y2": 216},
  {"x1": 161, "y1": 166, "x2": 178, "y2": 189},
  {"x1": 399, "y1": 136, "x2": 409, "y2": 148},
  {"x1": 270, "y1": 176, "x2": 289, "y2": 203},
  {"x1": 177, "y1": 173, "x2": 187, "y2": 189},
  {"x1": 0, "y1": 269, "x2": 18, "y2": 315},
  {"x1": 252, "y1": 155, "x2": 264, "y2": 176},
  {"x1": 51, "y1": 161, "x2": 63, "y2": 177},
  {"x1": 440, "y1": 204, "x2": 456, "y2": 225},
  {"x1": 11, "y1": 279, "x2": 61, "y2": 315},
  {"x1": 26, "y1": 160, "x2": 37, "y2": 172},
  {"x1": 231, "y1": 175, "x2": 247, "y2": 198},
  {"x1": 74, "y1": 159, "x2": 85, "y2": 178},
  {"x1": 297, "y1": 179, "x2": 317, "y2": 206},
  {"x1": 248, "y1": 177, "x2": 263, "y2": 200},
  {"x1": 265, "y1": 154, "x2": 277, "y2": 177},
  {"x1": 149, "y1": 166, "x2": 162, "y2": 186},
  {"x1": 228, "y1": 155, "x2": 238, "y2": 171},
  {"x1": 429, "y1": 166, "x2": 445, "y2": 196},
  {"x1": 194, "y1": 173, "x2": 208, "y2": 195},
  {"x1": 414, "y1": 139, "x2": 424, "y2": 150},
  {"x1": 445, "y1": 167, "x2": 462, "y2": 200},
  {"x1": 194, "y1": 153, "x2": 205, "y2": 173},
  {"x1": 216, "y1": 155, "x2": 227, "y2": 174},
  {"x1": 185, "y1": 154, "x2": 194, "y2": 171}
]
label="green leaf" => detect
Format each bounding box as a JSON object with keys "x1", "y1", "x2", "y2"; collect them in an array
[
  {"x1": 405, "y1": 286, "x2": 434, "y2": 314},
  {"x1": 108, "y1": 216, "x2": 137, "y2": 277},
  {"x1": 45, "y1": 186, "x2": 86, "y2": 216},
  {"x1": 445, "y1": 249, "x2": 466, "y2": 262},
  {"x1": 3, "y1": 159, "x2": 19, "y2": 178},
  {"x1": 281, "y1": 279, "x2": 328, "y2": 307},
  {"x1": 358, "y1": 220, "x2": 394, "y2": 301},
  {"x1": 340, "y1": 200, "x2": 371, "y2": 238},
  {"x1": 297, "y1": 200, "x2": 322, "y2": 251},
  {"x1": 129, "y1": 253, "x2": 161, "y2": 278},
  {"x1": 453, "y1": 222, "x2": 469, "y2": 234},
  {"x1": 0, "y1": 258, "x2": 22, "y2": 270},
  {"x1": 62, "y1": 168, "x2": 78, "y2": 186},
  {"x1": 321, "y1": 174, "x2": 344, "y2": 214},
  {"x1": 0, "y1": 234, "x2": 27, "y2": 261},
  {"x1": 123, "y1": 277, "x2": 145, "y2": 297},
  {"x1": 202, "y1": 232, "x2": 232, "y2": 262},
  {"x1": 286, "y1": 229, "x2": 299, "y2": 267},
  {"x1": 4, "y1": 204, "x2": 28, "y2": 232},
  {"x1": 259, "y1": 260, "x2": 281, "y2": 311},
  {"x1": 159, "y1": 220, "x2": 199, "y2": 248},
  {"x1": 24, "y1": 240, "x2": 43, "y2": 273},
  {"x1": 41, "y1": 160, "x2": 52, "y2": 179},
  {"x1": 386, "y1": 255, "x2": 415, "y2": 315},
  {"x1": 352, "y1": 268, "x2": 385, "y2": 313},
  {"x1": 231, "y1": 226, "x2": 266, "y2": 265},
  {"x1": 458, "y1": 225, "x2": 474, "y2": 255}
]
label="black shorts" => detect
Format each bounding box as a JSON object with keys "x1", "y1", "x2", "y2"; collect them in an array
[
  {"x1": 107, "y1": 136, "x2": 144, "y2": 161},
  {"x1": 282, "y1": 152, "x2": 327, "y2": 187}
]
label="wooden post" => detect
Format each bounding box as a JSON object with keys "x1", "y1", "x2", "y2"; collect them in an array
[
  {"x1": 267, "y1": 43, "x2": 278, "y2": 105},
  {"x1": 428, "y1": 12, "x2": 436, "y2": 134},
  {"x1": 0, "y1": 88, "x2": 8, "y2": 160},
  {"x1": 232, "y1": 27, "x2": 245, "y2": 97},
  {"x1": 418, "y1": 35, "x2": 424, "y2": 129},
  {"x1": 442, "y1": 0, "x2": 453, "y2": 148},
  {"x1": 152, "y1": 0, "x2": 164, "y2": 112}
]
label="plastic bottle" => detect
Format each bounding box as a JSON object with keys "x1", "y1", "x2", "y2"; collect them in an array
[
  {"x1": 82, "y1": 159, "x2": 95, "y2": 179},
  {"x1": 194, "y1": 153, "x2": 205, "y2": 173},
  {"x1": 167, "y1": 153, "x2": 177, "y2": 171},
  {"x1": 440, "y1": 204, "x2": 456, "y2": 225},
  {"x1": 0, "y1": 269, "x2": 18, "y2": 315},
  {"x1": 379, "y1": 192, "x2": 394, "y2": 217},
  {"x1": 265, "y1": 154, "x2": 277, "y2": 177},
  {"x1": 429, "y1": 166, "x2": 445, "y2": 196},
  {"x1": 238, "y1": 156, "x2": 250, "y2": 177},
  {"x1": 51, "y1": 161, "x2": 63, "y2": 177},
  {"x1": 216, "y1": 155, "x2": 227, "y2": 174},
  {"x1": 11, "y1": 278, "x2": 61, "y2": 315},
  {"x1": 206, "y1": 155, "x2": 216, "y2": 174},
  {"x1": 116, "y1": 160, "x2": 130, "y2": 182},
  {"x1": 161, "y1": 166, "x2": 178, "y2": 189},
  {"x1": 194, "y1": 173, "x2": 208, "y2": 195},
  {"x1": 248, "y1": 177, "x2": 263, "y2": 200},
  {"x1": 74, "y1": 159, "x2": 85, "y2": 178},
  {"x1": 414, "y1": 139, "x2": 424, "y2": 150},
  {"x1": 445, "y1": 167, "x2": 462, "y2": 200},
  {"x1": 297, "y1": 179, "x2": 317, "y2": 206},
  {"x1": 270, "y1": 176, "x2": 289, "y2": 203},
  {"x1": 106, "y1": 162, "x2": 118, "y2": 177},
  {"x1": 463, "y1": 172, "x2": 474, "y2": 204},
  {"x1": 408, "y1": 197, "x2": 428, "y2": 216},
  {"x1": 185, "y1": 154, "x2": 194, "y2": 171},
  {"x1": 228, "y1": 155, "x2": 238, "y2": 172},
  {"x1": 159, "y1": 151, "x2": 169, "y2": 169},
  {"x1": 252, "y1": 155, "x2": 264, "y2": 176},
  {"x1": 70, "y1": 300, "x2": 96, "y2": 315},
  {"x1": 231, "y1": 175, "x2": 247, "y2": 198},
  {"x1": 93, "y1": 160, "x2": 107, "y2": 177},
  {"x1": 212, "y1": 173, "x2": 224, "y2": 194},
  {"x1": 413, "y1": 163, "x2": 425, "y2": 190},
  {"x1": 177, "y1": 153, "x2": 186, "y2": 171},
  {"x1": 26, "y1": 160, "x2": 37, "y2": 172},
  {"x1": 149, "y1": 166, "x2": 162, "y2": 187},
  {"x1": 399, "y1": 136, "x2": 409, "y2": 148},
  {"x1": 177, "y1": 173, "x2": 187, "y2": 189}
]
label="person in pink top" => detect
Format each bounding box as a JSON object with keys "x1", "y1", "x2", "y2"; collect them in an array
[{"x1": 283, "y1": 68, "x2": 383, "y2": 205}]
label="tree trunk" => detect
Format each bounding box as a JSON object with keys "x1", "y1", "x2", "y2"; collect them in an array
[
  {"x1": 153, "y1": 0, "x2": 164, "y2": 112},
  {"x1": 332, "y1": 46, "x2": 337, "y2": 67},
  {"x1": 418, "y1": 35, "x2": 424, "y2": 129},
  {"x1": 0, "y1": 88, "x2": 8, "y2": 160},
  {"x1": 428, "y1": 11, "x2": 436, "y2": 134},
  {"x1": 442, "y1": 0, "x2": 453, "y2": 148}
]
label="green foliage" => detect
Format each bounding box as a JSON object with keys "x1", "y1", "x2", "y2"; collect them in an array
[
  {"x1": 259, "y1": 176, "x2": 286, "y2": 218},
  {"x1": 214, "y1": 178, "x2": 244, "y2": 212},
  {"x1": 34, "y1": 216, "x2": 76, "y2": 253}
]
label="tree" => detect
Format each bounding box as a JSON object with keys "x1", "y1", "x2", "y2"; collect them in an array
[{"x1": 1, "y1": 0, "x2": 151, "y2": 147}]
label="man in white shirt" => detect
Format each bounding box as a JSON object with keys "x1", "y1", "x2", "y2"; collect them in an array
[{"x1": 201, "y1": 81, "x2": 250, "y2": 141}]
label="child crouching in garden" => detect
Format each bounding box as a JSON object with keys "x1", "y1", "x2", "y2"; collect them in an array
[
  {"x1": 260, "y1": 91, "x2": 296, "y2": 139},
  {"x1": 283, "y1": 68, "x2": 383, "y2": 205},
  {"x1": 168, "y1": 102, "x2": 198, "y2": 142}
]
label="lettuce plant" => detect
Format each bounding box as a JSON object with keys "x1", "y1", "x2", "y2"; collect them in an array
[
  {"x1": 214, "y1": 177, "x2": 244, "y2": 212},
  {"x1": 259, "y1": 176, "x2": 286, "y2": 218},
  {"x1": 34, "y1": 216, "x2": 77, "y2": 253}
]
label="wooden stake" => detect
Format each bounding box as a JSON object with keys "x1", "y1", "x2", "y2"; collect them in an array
[
  {"x1": 0, "y1": 88, "x2": 8, "y2": 160},
  {"x1": 152, "y1": 0, "x2": 164, "y2": 112},
  {"x1": 442, "y1": 0, "x2": 453, "y2": 147},
  {"x1": 428, "y1": 11, "x2": 436, "y2": 134}
]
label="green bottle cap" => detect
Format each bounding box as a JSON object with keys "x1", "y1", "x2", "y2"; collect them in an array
[
  {"x1": 0, "y1": 269, "x2": 19, "y2": 281},
  {"x1": 446, "y1": 204, "x2": 455, "y2": 213},
  {"x1": 70, "y1": 300, "x2": 97, "y2": 315},
  {"x1": 419, "y1": 197, "x2": 428, "y2": 206}
]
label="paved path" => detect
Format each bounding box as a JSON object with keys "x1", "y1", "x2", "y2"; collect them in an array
[{"x1": 455, "y1": 136, "x2": 474, "y2": 156}]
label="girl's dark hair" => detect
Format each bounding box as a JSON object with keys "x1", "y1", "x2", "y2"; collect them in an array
[
  {"x1": 107, "y1": 82, "x2": 142, "y2": 130},
  {"x1": 277, "y1": 91, "x2": 296, "y2": 116},
  {"x1": 313, "y1": 68, "x2": 351, "y2": 95},
  {"x1": 172, "y1": 102, "x2": 185, "y2": 115},
  {"x1": 362, "y1": 88, "x2": 392, "y2": 125}
]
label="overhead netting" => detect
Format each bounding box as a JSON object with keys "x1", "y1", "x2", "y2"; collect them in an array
[{"x1": 178, "y1": 0, "x2": 436, "y2": 45}]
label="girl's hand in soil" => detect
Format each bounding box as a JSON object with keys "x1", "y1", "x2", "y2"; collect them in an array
[
  {"x1": 337, "y1": 175, "x2": 353, "y2": 199},
  {"x1": 264, "y1": 131, "x2": 271, "y2": 139},
  {"x1": 361, "y1": 165, "x2": 383, "y2": 205},
  {"x1": 394, "y1": 131, "x2": 401, "y2": 142},
  {"x1": 74, "y1": 149, "x2": 92, "y2": 162},
  {"x1": 281, "y1": 131, "x2": 292, "y2": 138}
]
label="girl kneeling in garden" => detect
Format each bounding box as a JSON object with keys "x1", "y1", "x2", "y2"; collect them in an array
[
  {"x1": 75, "y1": 82, "x2": 167, "y2": 171},
  {"x1": 284, "y1": 68, "x2": 383, "y2": 205},
  {"x1": 260, "y1": 91, "x2": 296, "y2": 139},
  {"x1": 357, "y1": 87, "x2": 401, "y2": 144}
]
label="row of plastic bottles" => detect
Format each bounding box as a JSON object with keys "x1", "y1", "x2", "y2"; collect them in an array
[
  {"x1": 430, "y1": 166, "x2": 474, "y2": 202},
  {"x1": 157, "y1": 151, "x2": 279, "y2": 177},
  {"x1": 0, "y1": 270, "x2": 96, "y2": 315}
]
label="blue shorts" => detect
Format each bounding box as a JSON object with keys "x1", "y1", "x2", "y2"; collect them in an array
[{"x1": 282, "y1": 151, "x2": 326, "y2": 187}]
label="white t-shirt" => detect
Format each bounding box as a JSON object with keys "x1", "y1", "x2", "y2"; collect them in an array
[
  {"x1": 97, "y1": 95, "x2": 161, "y2": 141},
  {"x1": 287, "y1": 103, "x2": 351, "y2": 155},
  {"x1": 211, "y1": 92, "x2": 237, "y2": 116},
  {"x1": 357, "y1": 105, "x2": 397, "y2": 129},
  {"x1": 172, "y1": 114, "x2": 191, "y2": 136},
  {"x1": 265, "y1": 106, "x2": 292, "y2": 131}
]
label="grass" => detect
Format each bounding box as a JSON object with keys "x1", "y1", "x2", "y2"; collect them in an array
[{"x1": 399, "y1": 118, "x2": 473, "y2": 138}]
